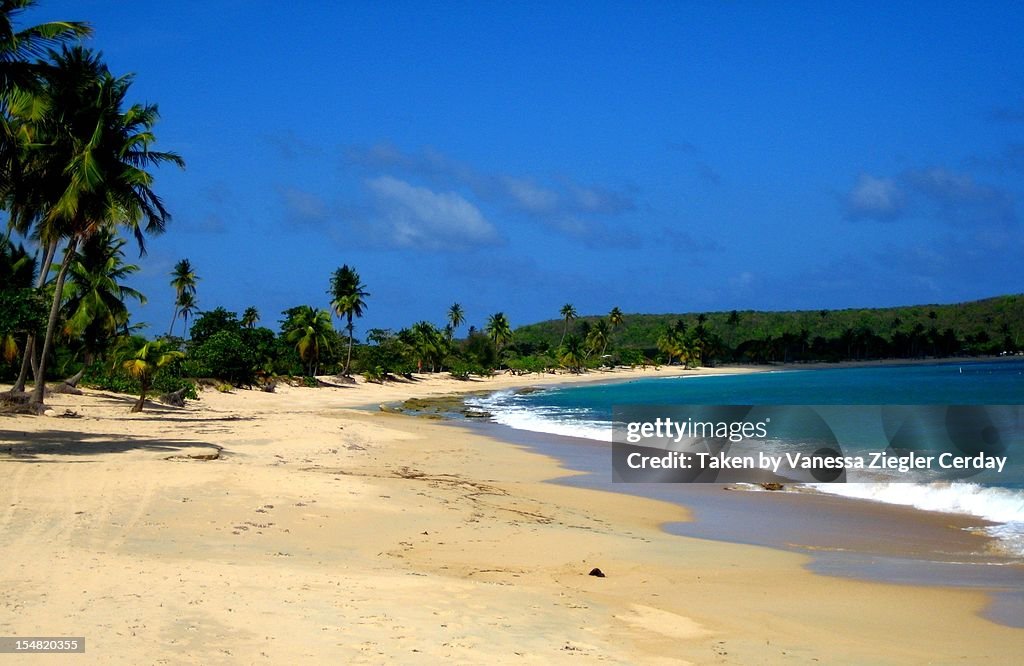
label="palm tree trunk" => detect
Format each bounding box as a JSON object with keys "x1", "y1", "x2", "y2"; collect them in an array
[
  {"x1": 344, "y1": 318, "x2": 354, "y2": 376},
  {"x1": 30, "y1": 237, "x2": 79, "y2": 407},
  {"x1": 132, "y1": 378, "x2": 148, "y2": 412},
  {"x1": 168, "y1": 307, "x2": 178, "y2": 336},
  {"x1": 13, "y1": 240, "x2": 58, "y2": 392},
  {"x1": 63, "y1": 366, "x2": 86, "y2": 388}
]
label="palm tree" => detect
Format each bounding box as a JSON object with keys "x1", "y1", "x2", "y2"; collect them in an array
[
  {"x1": 3, "y1": 18, "x2": 91, "y2": 391},
  {"x1": 558, "y1": 334, "x2": 586, "y2": 373},
  {"x1": 587, "y1": 318, "x2": 612, "y2": 357},
  {"x1": 60, "y1": 228, "x2": 145, "y2": 373},
  {"x1": 168, "y1": 258, "x2": 198, "y2": 335},
  {"x1": 1, "y1": 2, "x2": 90, "y2": 196},
  {"x1": 175, "y1": 291, "x2": 196, "y2": 337},
  {"x1": 285, "y1": 305, "x2": 333, "y2": 376},
  {"x1": 16, "y1": 47, "x2": 182, "y2": 408},
  {"x1": 657, "y1": 327, "x2": 689, "y2": 365},
  {"x1": 1, "y1": 1, "x2": 90, "y2": 96},
  {"x1": 411, "y1": 320, "x2": 445, "y2": 372},
  {"x1": 241, "y1": 306, "x2": 259, "y2": 329},
  {"x1": 328, "y1": 264, "x2": 368, "y2": 376},
  {"x1": 608, "y1": 306, "x2": 624, "y2": 329},
  {"x1": 559, "y1": 303, "x2": 577, "y2": 346},
  {"x1": 447, "y1": 302, "x2": 465, "y2": 337},
  {"x1": 486, "y1": 311, "x2": 512, "y2": 367},
  {"x1": 118, "y1": 337, "x2": 183, "y2": 412}
]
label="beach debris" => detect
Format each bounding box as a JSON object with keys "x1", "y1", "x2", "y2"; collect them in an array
[
  {"x1": 164, "y1": 449, "x2": 222, "y2": 461},
  {"x1": 588, "y1": 567, "x2": 606, "y2": 578},
  {"x1": 760, "y1": 482, "x2": 785, "y2": 491},
  {"x1": 50, "y1": 381, "x2": 82, "y2": 395},
  {"x1": 158, "y1": 387, "x2": 189, "y2": 407}
]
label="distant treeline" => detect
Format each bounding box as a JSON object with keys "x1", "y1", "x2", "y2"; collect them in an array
[{"x1": 512, "y1": 295, "x2": 1024, "y2": 365}]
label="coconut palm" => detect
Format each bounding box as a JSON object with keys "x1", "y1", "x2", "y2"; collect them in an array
[
  {"x1": 1, "y1": 1, "x2": 90, "y2": 96},
  {"x1": 168, "y1": 258, "x2": 198, "y2": 335},
  {"x1": 241, "y1": 306, "x2": 259, "y2": 329},
  {"x1": 559, "y1": 303, "x2": 577, "y2": 346},
  {"x1": 328, "y1": 264, "x2": 368, "y2": 376},
  {"x1": 447, "y1": 302, "x2": 465, "y2": 337},
  {"x1": 486, "y1": 312, "x2": 512, "y2": 367},
  {"x1": 60, "y1": 228, "x2": 145, "y2": 370},
  {"x1": 175, "y1": 290, "x2": 196, "y2": 337},
  {"x1": 587, "y1": 318, "x2": 611, "y2": 357},
  {"x1": 1, "y1": 1, "x2": 90, "y2": 195},
  {"x1": 558, "y1": 334, "x2": 586, "y2": 373},
  {"x1": 285, "y1": 305, "x2": 333, "y2": 376},
  {"x1": 118, "y1": 337, "x2": 183, "y2": 412},
  {"x1": 657, "y1": 327, "x2": 689, "y2": 366},
  {"x1": 18, "y1": 47, "x2": 183, "y2": 408},
  {"x1": 411, "y1": 320, "x2": 446, "y2": 372}
]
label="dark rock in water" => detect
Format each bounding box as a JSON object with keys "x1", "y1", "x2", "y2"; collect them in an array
[
  {"x1": 760, "y1": 482, "x2": 785, "y2": 491},
  {"x1": 462, "y1": 410, "x2": 492, "y2": 419},
  {"x1": 588, "y1": 567, "x2": 606, "y2": 578}
]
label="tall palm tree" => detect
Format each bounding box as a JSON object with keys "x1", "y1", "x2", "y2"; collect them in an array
[
  {"x1": 486, "y1": 312, "x2": 512, "y2": 367},
  {"x1": 60, "y1": 228, "x2": 145, "y2": 371},
  {"x1": 285, "y1": 305, "x2": 333, "y2": 376},
  {"x1": 168, "y1": 258, "x2": 198, "y2": 335},
  {"x1": 587, "y1": 318, "x2": 611, "y2": 357},
  {"x1": 447, "y1": 302, "x2": 465, "y2": 337},
  {"x1": 16, "y1": 47, "x2": 183, "y2": 408},
  {"x1": 608, "y1": 306, "x2": 624, "y2": 329},
  {"x1": 1, "y1": 1, "x2": 90, "y2": 96},
  {"x1": 175, "y1": 290, "x2": 196, "y2": 337},
  {"x1": 559, "y1": 303, "x2": 577, "y2": 346},
  {"x1": 241, "y1": 306, "x2": 259, "y2": 329},
  {"x1": 1, "y1": 1, "x2": 90, "y2": 196},
  {"x1": 4, "y1": 17, "x2": 91, "y2": 391},
  {"x1": 328, "y1": 264, "x2": 368, "y2": 376},
  {"x1": 118, "y1": 336, "x2": 183, "y2": 412}
]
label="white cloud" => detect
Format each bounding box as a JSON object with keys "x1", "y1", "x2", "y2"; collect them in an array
[
  {"x1": 499, "y1": 176, "x2": 559, "y2": 214},
  {"x1": 366, "y1": 176, "x2": 500, "y2": 250},
  {"x1": 845, "y1": 174, "x2": 905, "y2": 220}
]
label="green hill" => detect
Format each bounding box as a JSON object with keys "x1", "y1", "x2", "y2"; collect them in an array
[{"x1": 510, "y1": 295, "x2": 1024, "y2": 364}]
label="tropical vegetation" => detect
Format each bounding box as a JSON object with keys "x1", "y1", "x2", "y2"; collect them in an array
[{"x1": 2, "y1": 2, "x2": 1022, "y2": 414}]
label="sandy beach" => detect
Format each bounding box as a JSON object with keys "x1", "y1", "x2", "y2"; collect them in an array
[{"x1": 2, "y1": 366, "x2": 1023, "y2": 664}]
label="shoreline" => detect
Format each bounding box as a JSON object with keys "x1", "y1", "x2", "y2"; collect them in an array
[
  {"x1": 2, "y1": 366, "x2": 1023, "y2": 661},
  {"x1": 458, "y1": 416, "x2": 1024, "y2": 628}
]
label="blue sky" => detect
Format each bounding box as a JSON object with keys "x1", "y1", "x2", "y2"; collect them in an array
[{"x1": 22, "y1": 1, "x2": 1024, "y2": 335}]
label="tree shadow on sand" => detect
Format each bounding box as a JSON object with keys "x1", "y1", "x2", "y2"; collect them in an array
[{"x1": 0, "y1": 428, "x2": 225, "y2": 461}]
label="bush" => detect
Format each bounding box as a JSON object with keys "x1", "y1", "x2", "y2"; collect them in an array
[{"x1": 188, "y1": 330, "x2": 258, "y2": 386}]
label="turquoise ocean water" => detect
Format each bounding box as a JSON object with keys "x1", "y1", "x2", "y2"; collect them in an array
[{"x1": 467, "y1": 360, "x2": 1024, "y2": 557}]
